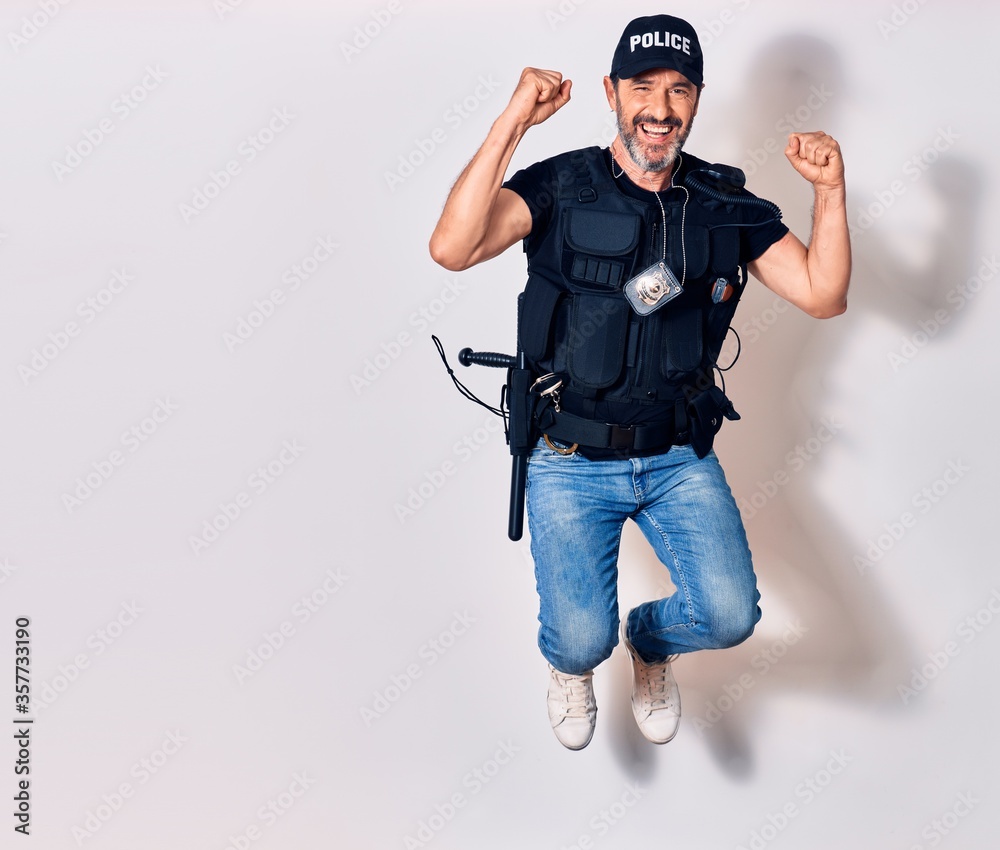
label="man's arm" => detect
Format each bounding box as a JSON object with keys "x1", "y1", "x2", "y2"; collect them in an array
[
  {"x1": 748, "y1": 131, "x2": 851, "y2": 319},
  {"x1": 429, "y1": 68, "x2": 572, "y2": 272}
]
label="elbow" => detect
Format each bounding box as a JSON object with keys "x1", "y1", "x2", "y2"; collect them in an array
[
  {"x1": 805, "y1": 272, "x2": 850, "y2": 318},
  {"x1": 428, "y1": 234, "x2": 473, "y2": 272},
  {"x1": 808, "y1": 297, "x2": 848, "y2": 319},
  {"x1": 809, "y1": 264, "x2": 851, "y2": 319}
]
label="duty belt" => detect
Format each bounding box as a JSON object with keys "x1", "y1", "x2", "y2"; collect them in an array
[{"x1": 538, "y1": 408, "x2": 688, "y2": 453}]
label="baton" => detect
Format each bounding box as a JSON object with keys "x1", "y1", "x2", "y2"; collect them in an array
[{"x1": 457, "y1": 345, "x2": 527, "y2": 541}]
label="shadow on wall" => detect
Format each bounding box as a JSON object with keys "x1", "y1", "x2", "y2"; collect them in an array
[{"x1": 612, "y1": 33, "x2": 984, "y2": 780}]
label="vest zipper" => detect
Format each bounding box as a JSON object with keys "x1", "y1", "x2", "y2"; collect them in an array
[
  {"x1": 633, "y1": 217, "x2": 662, "y2": 394},
  {"x1": 639, "y1": 208, "x2": 687, "y2": 400}
]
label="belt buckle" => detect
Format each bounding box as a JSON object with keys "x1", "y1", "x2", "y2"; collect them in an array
[{"x1": 609, "y1": 424, "x2": 634, "y2": 451}]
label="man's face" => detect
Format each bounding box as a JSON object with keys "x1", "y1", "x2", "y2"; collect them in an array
[{"x1": 605, "y1": 68, "x2": 700, "y2": 173}]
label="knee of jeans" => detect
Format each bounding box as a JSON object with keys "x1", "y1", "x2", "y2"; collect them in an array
[
  {"x1": 702, "y1": 602, "x2": 760, "y2": 650},
  {"x1": 541, "y1": 619, "x2": 618, "y2": 675}
]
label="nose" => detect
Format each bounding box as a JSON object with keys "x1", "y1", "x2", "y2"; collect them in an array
[{"x1": 645, "y1": 91, "x2": 674, "y2": 122}]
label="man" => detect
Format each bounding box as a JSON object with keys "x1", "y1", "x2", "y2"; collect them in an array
[{"x1": 429, "y1": 14, "x2": 850, "y2": 750}]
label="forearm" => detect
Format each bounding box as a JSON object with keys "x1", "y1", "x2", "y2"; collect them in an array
[
  {"x1": 428, "y1": 113, "x2": 527, "y2": 271},
  {"x1": 430, "y1": 68, "x2": 571, "y2": 271},
  {"x1": 803, "y1": 185, "x2": 851, "y2": 317},
  {"x1": 752, "y1": 131, "x2": 851, "y2": 318}
]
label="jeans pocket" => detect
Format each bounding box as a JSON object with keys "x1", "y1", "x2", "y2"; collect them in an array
[{"x1": 531, "y1": 436, "x2": 582, "y2": 460}]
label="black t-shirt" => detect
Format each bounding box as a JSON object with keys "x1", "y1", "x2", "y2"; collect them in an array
[{"x1": 504, "y1": 147, "x2": 788, "y2": 265}]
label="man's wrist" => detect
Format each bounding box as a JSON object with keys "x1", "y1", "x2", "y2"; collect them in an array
[
  {"x1": 491, "y1": 109, "x2": 531, "y2": 145},
  {"x1": 813, "y1": 183, "x2": 847, "y2": 212}
]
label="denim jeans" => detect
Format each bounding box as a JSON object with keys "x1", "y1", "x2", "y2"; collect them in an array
[{"x1": 526, "y1": 439, "x2": 761, "y2": 675}]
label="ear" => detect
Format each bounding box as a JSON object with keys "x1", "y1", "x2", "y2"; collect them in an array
[
  {"x1": 693, "y1": 83, "x2": 705, "y2": 117},
  {"x1": 602, "y1": 75, "x2": 617, "y2": 111}
]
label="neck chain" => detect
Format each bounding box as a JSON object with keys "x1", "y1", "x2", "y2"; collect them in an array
[{"x1": 609, "y1": 144, "x2": 688, "y2": 285}]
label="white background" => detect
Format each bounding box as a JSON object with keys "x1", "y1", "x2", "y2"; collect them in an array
[{"x1": 1, "y1": 1, "x2": 998, "y2": 848}]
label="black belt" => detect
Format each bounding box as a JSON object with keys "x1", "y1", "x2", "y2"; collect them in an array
[{"x1": 540, "y1": 409, "x2": 688, "y2": 453}]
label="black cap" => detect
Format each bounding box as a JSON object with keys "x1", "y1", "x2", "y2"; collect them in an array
[{"x1": 610, "y1": 15, "x2": 703, "y2": 87}]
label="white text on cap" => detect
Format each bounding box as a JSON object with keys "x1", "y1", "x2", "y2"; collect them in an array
[{"x1": 629, "y1": 32, "x2": 692, "y2": 55}]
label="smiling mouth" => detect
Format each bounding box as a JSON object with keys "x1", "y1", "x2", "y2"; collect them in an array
[{"x1": 638, "y1": 123, "x2": 675, "y2": 144}]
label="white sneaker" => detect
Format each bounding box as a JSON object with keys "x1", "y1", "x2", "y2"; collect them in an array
[
  {"x1": 546, "y1": 665, "x2": 597, "y2": 750},
  {"x1": 621, "y1": 618, "x2": 680, "y2": 744}
]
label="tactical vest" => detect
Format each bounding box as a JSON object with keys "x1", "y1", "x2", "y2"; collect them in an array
[{"x1": 517, "y1": 146, "x2": 760, "y2": 456}]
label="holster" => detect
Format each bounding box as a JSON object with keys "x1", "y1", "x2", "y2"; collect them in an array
[
  {"x1": 506, "y1": 365, "x2": 536, "y2": 456},
  {"x1": 686, "y1": 386, "x2": 741, "y2": 458}
]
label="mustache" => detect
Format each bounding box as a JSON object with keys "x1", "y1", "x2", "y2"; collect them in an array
[{"x1": 632, "y1": 115, "x2": 683, "y2": 130}]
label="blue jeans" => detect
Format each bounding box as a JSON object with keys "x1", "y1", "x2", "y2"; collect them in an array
[{"x1": 526, "y1": 439, "x2": 761, "y2": 675}]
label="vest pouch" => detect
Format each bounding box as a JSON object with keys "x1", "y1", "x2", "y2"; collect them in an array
[
  {"x1": 519, "y1": 273, "x2": 564, "y2": 364},
  {"x1": 564, "y1": 207, "x2": 641, "y2": 289},
  {"x1": 709, "y1": 226, "x2": 739, "y2": 275},
  {"x1": 687, "y1": 386, "x2": 741, "y2": 458},
  {"x1": 705, "y1": 292, "x2": 741, "y2": 365},
  {"x1": 659, "y1": 306, "x2": 704, "y2": 382},
  {"x1": 665, "y1": 223, "x2": 709, "y2": 280},
  {"x1": 564, "y1": 291, "x2": 629, "y2": 390},
  {"x1": 703, "y1": 227, "x2": 741, "y2": 363}
]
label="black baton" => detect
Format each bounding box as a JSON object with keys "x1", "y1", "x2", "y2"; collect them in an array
[{"x1": 457, "y1": 296, "x2": 532, "y2": 541}]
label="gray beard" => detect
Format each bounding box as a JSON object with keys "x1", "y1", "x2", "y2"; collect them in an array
[{"x1": 615, "y1": 106, "x2": 692, "y2": 173}]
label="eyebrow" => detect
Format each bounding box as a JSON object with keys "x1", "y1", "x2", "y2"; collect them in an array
[{"x1": 628, "y1": 76, "x2": 694, "y2": 90}]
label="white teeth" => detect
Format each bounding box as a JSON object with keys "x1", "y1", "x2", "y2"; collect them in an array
[{"x1": 643, "y1": 124, "x2": 670, "y2": 135}]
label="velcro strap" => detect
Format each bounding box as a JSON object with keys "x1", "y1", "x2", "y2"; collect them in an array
[{"x1": 541, "y1": 410, "x2": 677, "y2": 452}]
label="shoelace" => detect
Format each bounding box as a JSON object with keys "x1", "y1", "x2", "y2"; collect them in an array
[
  {"x1": 636, "y1": 656, "x2": 679, "y2": 711},
  {"x1": 551, "y1": 671, "x2": 594, "y2": 718}
]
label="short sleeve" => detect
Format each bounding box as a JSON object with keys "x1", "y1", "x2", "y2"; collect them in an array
[
  {"x1": 502, "y1": 159, "x2": 557, "y2": 243},
  {"x1": 739, "y1": 197, "x2": 789, "y2": 264}
]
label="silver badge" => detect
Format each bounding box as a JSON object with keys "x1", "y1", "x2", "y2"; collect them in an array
[{"x1": 624, "y1": 261, "x2": 683, "y2": 315}]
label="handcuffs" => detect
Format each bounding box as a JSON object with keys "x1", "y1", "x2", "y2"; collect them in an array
[{"x1": 531, "y1": 373, "x2": 578, "y2": 456}]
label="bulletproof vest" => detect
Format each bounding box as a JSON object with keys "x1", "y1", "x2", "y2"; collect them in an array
[{"x1": 518, "y1": 146, "x2": 749, "y2": 413}]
